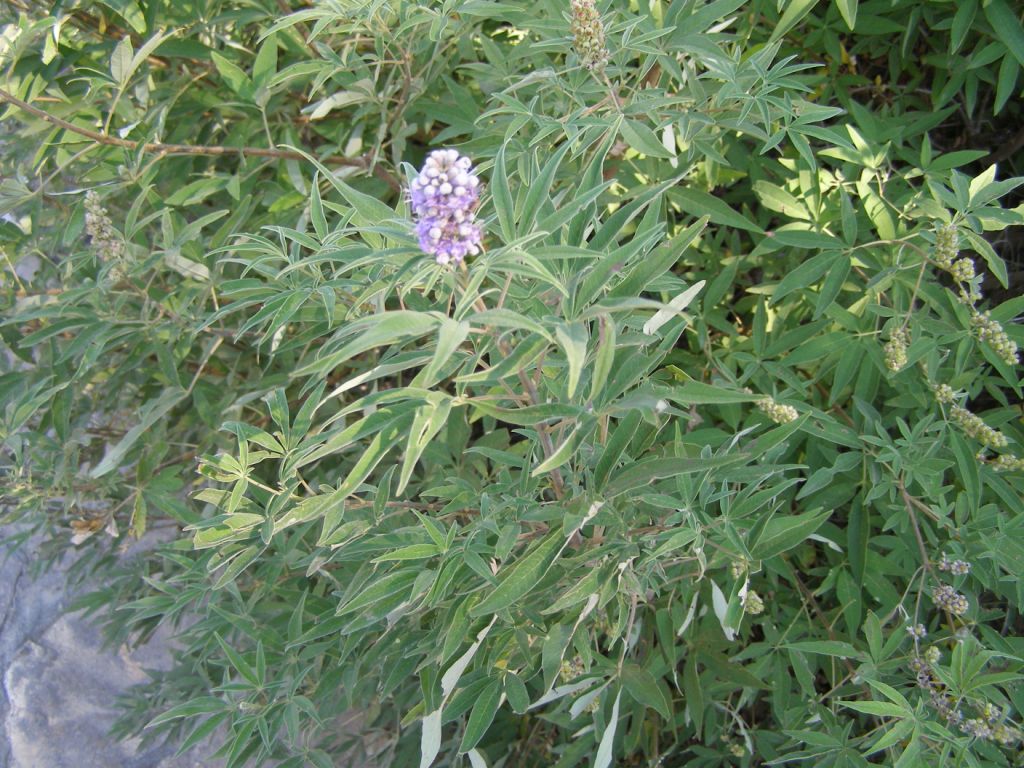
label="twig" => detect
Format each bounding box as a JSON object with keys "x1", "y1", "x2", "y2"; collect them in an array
[
  {"x1": 459, "y1": 264, "x2": 566, "y2": 498},
  {"x1": 985, "y1": 125, "x2": 1024, "y2": 165},
  {"x1": 785, "y1": 559, "x2": 861, "y2": 682},
  {"x1": 898, "y1": 481, "x2": 936, "y2": 577},
  {"x1": 0, "y1": 87, "x2": 401, "y2": 191}
]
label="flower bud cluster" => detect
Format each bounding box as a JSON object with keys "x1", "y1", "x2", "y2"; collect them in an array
[
  {"x1": 758, "y1": 397, "x2": 798, "y2": 424},
  {"x1": 950, "y1": 405, "x2": 1008, "y2": 449},
  {"x1": 884, "y1": 327, "x2": 909, "y2": 372},
  {"x1": 961, "y1": 705, "x2": 1020, "y2": 747},
  {"x1": 932, "y1": 383, "x2": 956, "y2": 404},
  {"x1": 932, "y1": 224, "x2": 959, "y2": 269},
  {"x1": 570, "y1": 0, "x2": 609, "y2": 72},
  {"x1": 934, "y1": 695, "x2": 963, "y2": 725},
  {"x1": 84, "y1": 191, "x2": 124, "y2": 262},
  {"x1": 913, "y1": 658, "x2": 962, "y2": 722},
  {"x1": 924, "y1": 645, "x2": 941, "y2": 664},
  {"x1": 743, "y1": 590, "x2": 764, "y2": 615},
  {"x1": 906, "y1": 623, "x2": 927, "y2": 639},
  {"x1": 409, "y1": 149, "x2": 482, "y2": 266},
  {"x1": 970, "y1": 311, "x2": 1019, "y2": 366},
  {"x1": 938, "y1": 553, "x2": 971, "y2": 576},
  {"x1": 929, "y1": 224, "x2": 984, "y2": 302},
  {"x1": 932, "y1": 584, "x2": 969, "y2": 616},
  {"x1": 991, "y1": 453, "x2": 1024, "y2": 472},
  {"x1": 951, "y1": 257, "x2": 975, "y2": 283},
  {"x1": 559, "y1": 656, "x2": 585, "y2": 683},
  {"x1": 911, "y1": 656, "x2": 1021, "y2": 747}
]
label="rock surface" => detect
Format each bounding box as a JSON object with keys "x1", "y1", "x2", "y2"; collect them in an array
[{"x1": 0, "y1": 532, "x2": 215, "y2": 768}]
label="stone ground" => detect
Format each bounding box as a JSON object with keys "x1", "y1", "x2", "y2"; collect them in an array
[{"x1": 0, "y1": 531, "x2": 217, "y2": 768}]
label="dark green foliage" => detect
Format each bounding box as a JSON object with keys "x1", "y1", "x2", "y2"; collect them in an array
[{"x1": 2, "y1": 1, "x2": 1023, "y2": 766}]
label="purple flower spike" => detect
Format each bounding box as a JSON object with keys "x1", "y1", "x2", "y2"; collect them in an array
[{"x1": 410, "y1": 149, "x2": 482, "y2": 266}]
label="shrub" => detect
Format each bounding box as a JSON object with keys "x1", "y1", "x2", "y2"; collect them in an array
[{"x1": 2, "y1": 1, "x2": 1023, "y2": 766}]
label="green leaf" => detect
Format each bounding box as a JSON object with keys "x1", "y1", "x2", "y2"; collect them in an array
[
  {"x1": 332, "y1": 414, "x2": 411, "y2": 499},
  {"x1": 532, "y1": 425, "x2": 582, "y2": 477},
  {"x1": 212, "y1": 544, "x2": 265, "y2": 589},
  {"x1": 667, "y1": 188, "x2": 763, "y2": 233},
  {"x1": 594, "y1": 691, "x2": 620, "y2": 768},
  {"x1": 554, "y1": 321, "x2": 588, "y2": 399},
  {"x1": 994, "y1": 55, "x2": 1020, "y2": 115},
  {"x1": 310, "y1": 173, "x2": 328, "y2": 240},
  {"x1": 836, "y1": 0, "x2": 858, "y2": 30},
  {"x1": 96, "y1": 0, "x2": 147, "y2": 33},
  {"x1": 211, "y1": 51, "x2": 253, "y2": 99},
  {"x1": 520, "y1": 142, "x2": 571, "y2": 236},
  {"x1": 372, "y1": 544, "x2": 441, "y2": 562},
  {"x1": 604, "y1": 454, "x2": 749, "y2": 498},
  {"x1": 469, "y1": 309, "x2": 553, "y2": 342},
  {"x1": 397, "y1": 396, "x2": 453, "y2": 494},
  {"x1": 750, "y1": 509, "x2": 831, "y2": 559},
  {"x1": 471, "y1": 530, "x2": 565, "y2": 616},
  {"x1": 504, "y1": 673, "x2": 530, "y2": 713},
  {"x1": 542, "y1": 623, "x2": 574, "y2": 690},
  {"x1": 543, "y1": 568, "x2": 604, "y2": 614},
  {"x1": 145, "y1": 697, "x2": 227, "y2": 729},
  {"x1": 594, "y1": 410, "x2": 641, "y2": 490},
  {"x1": 280, "y1": 144, "x2": 394, "y2": 248},
  {"x1": 293, "y1": 312, "x2": 438, "y2": 378},
  {"x1": 416, "y1": 318, "x2": 470, "y2": 389},
  {"x1": 813, "y1": 255, "x2": 851, "y2": 319},
  {"x1": 840, "y1": 700, "x2": 908, "y2": 717},
  {"x1": 770, "y1": 252, "x2": 833, "y2": 305},
  {"x1": 619, "y1": 119, "x2": 674, "y2": 159},
  {"x1": 253, "y1": 34, "x2": 278, "y2": 88},
  {"x1": 951, "y1": 0, "x2": 978, "y2": 55},
  {"x1": 607, "y1": 216, "x2": 707, "y2": 298},
  {"x1": 620, "y1": 663, "x2": 671, "y2": 720},
  {"x1": 492, "y1": 143, "x2": 516, "y2": 243},
  {"x1": 110, "y1": 37, "x2": 134, "y2": 85},
  {"x1": 985, "y1": 0, "x2": 1024, "y2": 68},
  {"x1": 590, "y1": 315, "x2": 616, "y2": 401},
  {"x1": 961, "y1": 229, "x2": 1009, "y2": 288},
  {"x1": 771, "y1": 0, "x2": 821, "y2": 42},
  {"x1": 91, "y1": 389, "x2": 187, "y2": 477},
  {"x1": 336, "y1": 570, "x2": 418, "y2": 616},
  {"x1": 459, "y1": 678, "x2": 502, "y2": 752},
  {"x1": 783, "y1": 640, "x2": 862, "y2": 659},
  {"x1": 950, "y1": 432, "x2": 981, "y2": 510},
  {"x1": 214, "y1": 631, "x2": 258, "y2": 684},
  {"x1": 665, "y1": 381, "x2": 761, "y2": 405},
  {"x1": 870, "y1": 719, "x2": 915, "y2": 753}
]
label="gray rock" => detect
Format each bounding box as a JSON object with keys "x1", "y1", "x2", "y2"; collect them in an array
[{"x1": 0, "y1": 531, "x2": 218, "y2": 768}]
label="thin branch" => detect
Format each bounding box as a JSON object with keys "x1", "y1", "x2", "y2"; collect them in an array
[
  {"x1": 459, "y1": 263, "x2": 566, "y2": 499},
  {"x1": 898, "y1": 481, "x2": 937, "y2": 577},
  {"x1": 0, "y1": 87, "x2": 401, "y2": 190},
  {"x1": 985, "y1": 124, "x2": 1024, "y2": 165}
]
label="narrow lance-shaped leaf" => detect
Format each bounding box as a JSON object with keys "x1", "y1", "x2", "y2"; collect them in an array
[
  {"x1": 397, "y1": 395, "x2": 453, "y2": 494},
  {"x1": 554, "y1": 321, "x2": 588, "y2": 399},
  {"x1": 643, "y1": 280, "x2": 705, "y2": 336},
  {"x1": 459, "y1": 678, "x2": 502, "y2": 752},
  {"x1": 471, "y1": 503, "x2": 602, "y2": 616},
  {"x1": 594, "y1": 691, "x2": 621, "y2": 768},
  {"x1": 492, "y1": 143, "x2": 515, "y2": 243}
]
